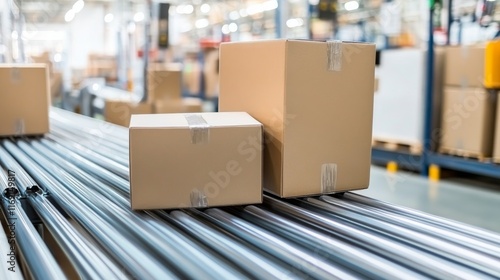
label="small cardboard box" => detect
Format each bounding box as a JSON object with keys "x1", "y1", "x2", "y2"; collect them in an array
[
  {"x1": 440, "y1": 87, "x2": 496, "y2": 158},
  {"x1": 493, "y1": 93, "x2": 500, "y2": 162},
  {"x1": 147, "y1": 64, "x2": 182, "y2": 102},
  {"x1": 0, "y1": 64, "x2": 50, "y2": 136},
  {"x1": 444, "y1": 45, "x2": 485, "y2": 88},
  {"x1": 105, "y1": 101, "x2": 152, "y2": 127},
  {"x1": 129, "y1": 112, "x2": 263, "y2": 210},
  {"x1": 219, "y1": 40, "x2": 375, "y2": 197},
  {"x1": 153, "y1": 98, "x2": 202, "y2": 114}
]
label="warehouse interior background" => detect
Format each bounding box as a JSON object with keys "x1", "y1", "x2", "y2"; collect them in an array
[{"x1": 2, "y1": 0, "x2": 500, "y2": 279}]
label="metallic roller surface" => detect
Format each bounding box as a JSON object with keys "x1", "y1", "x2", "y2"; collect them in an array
[
  {"x1": 301, "y1": 198, "x2": 500, "y2": 278},
  {"x1": 0, "y1": 108, "x2": 498, "y2": 280}
]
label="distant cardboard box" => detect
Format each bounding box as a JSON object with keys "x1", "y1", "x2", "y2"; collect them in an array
[
  {"x1": 440, "y1": 87, "x2": 496, "y2": 158},
  {"x1": 219, "y1": 39, "x2": 376, "y2": 197},
  {"x1": 0, "y1": 64, "x2": 50, "y2": 136},
  {"x1": 147, "y1": 64, "x2": 182, "y2": 102},
  {"x1": 105, "y1": 101, "x2": 151, "y2": 127},
  {"x1": 153, "y1": 98, "x2": 202, "y2": 114},
  {"x1": 445, "y1": 45, "x2": 485, "y2": 88},
  {"x1": 129, "y1": 112, "x2": 263, "y2": 210}
]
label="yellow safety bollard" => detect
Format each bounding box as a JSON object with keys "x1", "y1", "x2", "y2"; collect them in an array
[
  {"x1": 387, "y1": 161, "x2": 398, "y2": 173},
  {"x1": 429, "y1": 164, "x2": 440, "y2": 182}
]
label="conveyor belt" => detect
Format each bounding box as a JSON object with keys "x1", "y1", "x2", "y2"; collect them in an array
[{"x1": 0, "y1": 107, "x2": 499, "y2": 279}]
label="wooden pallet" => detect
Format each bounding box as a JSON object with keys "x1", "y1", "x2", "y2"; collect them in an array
[
  {"x1": 493, "y1": 157, "x2": 500, "y2": 164},
  {"x1": 438, "y1": 147, "x2": 489, "y2": 162},
  {"x1": 372, "y1": 138, "x2": 422, "y2": 155}
]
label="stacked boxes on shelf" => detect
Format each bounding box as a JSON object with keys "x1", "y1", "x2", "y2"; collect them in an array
[
  {"x1": 440, "y1": 44, "x2": 498, "y2": 160},
  {"x1": 128, "y1": 39, "x2": 376, "y2": 209},
  {"x1": 0, "y1": 64, "x2": 50, "y2": 136}
]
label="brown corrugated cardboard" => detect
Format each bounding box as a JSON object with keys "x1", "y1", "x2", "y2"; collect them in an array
[
  {"x1": 105, "y1": 101, "x2": 152, "y2": 127},
  {"x1": 129, "y1": 112, "x2": 263, "y2": 210},
  {"x1": 0, "y1": 64, "x2": 50, "y2": 136},
  {"x1": 31, "y1": 51, "x2": 53, "y2": 75},
  {"x1": 50, "y1": 71, "x2": 63, "y2": 100},
  {"x1": 219, "y1": 40, "x2": 375, "y2": 197},
  {"x1": 204, "y1": 48, "x2": 219, "y2": 98},
  {"x1": 153, "y1": 98, "x2": 203, "y2": 114},
  {"x1": 493, "y1": 93, "x2": 500, "y2": 162},
  {"x1": 440, "y1": 87, "x2": 496, "y2": 158},
  {"x1": 444, "y1": 45, "x2": 485, "y2": 87},
  {"x1": 147, "y1": 64, "x2": 182, "y2": 102},
  {"x1": 87, "y1": 53, "x2": 117, "y2": 82}
]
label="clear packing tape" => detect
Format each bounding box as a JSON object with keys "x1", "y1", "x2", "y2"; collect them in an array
[
  {"x1": 185, "y1": 114, "x2": 210, "y2": 144},
  {"x1": 321, "y1": 163, "x2": 337, "y2": 193},
  {"x1": 190, "y1": 189, "x2": 208, "y2": 208},
  {"x1": 186, "y1": 114, "x2": 210, "y2": 207},
  {"x1": 15, "y1": 119, "x2": 25, "y2": 135},
  {"x1": 327, "y1": 40, "x2": 342, "y2": 72}
]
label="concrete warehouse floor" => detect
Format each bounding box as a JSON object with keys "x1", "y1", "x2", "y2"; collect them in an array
[{"x1": 357, "y1": 166, "x2": 500, "y2": 233}]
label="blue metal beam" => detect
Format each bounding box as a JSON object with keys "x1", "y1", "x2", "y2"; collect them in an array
[
  {"x1": 371, "y1": 148, "x2": 422, "y2": 171},
  {"x1": 428, "y1": 153, "x2": 500, "y2": 179}
]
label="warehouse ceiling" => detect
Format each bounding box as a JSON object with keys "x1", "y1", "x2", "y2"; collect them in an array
[
  {"x1": 14, "y1": 0, "x2": 147, "y2": 24},
  {"x1": 12, "y1": 0, "x2": 484, "y2": 25}
]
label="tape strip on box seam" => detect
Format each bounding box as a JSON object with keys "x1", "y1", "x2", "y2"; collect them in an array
[
  {"x1": 190, "y1": 189, "x2": 208, "y2": 207},
  {"x1": 15, "y1": 119, "x2": 25, "y2": 135},
  {"x1": 185, "y1": 114, "x2": 210, "y2": 144},
  {"x1": 327, "y1": 40, "x2": 342, "y2": 71},
  {"x1": 321, "y1": 163, "x2": 337, "y2": 193}
]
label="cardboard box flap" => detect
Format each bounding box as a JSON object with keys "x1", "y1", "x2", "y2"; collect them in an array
[{"x1": 130, "y1": 112, "x2": 261, "y2": 128}]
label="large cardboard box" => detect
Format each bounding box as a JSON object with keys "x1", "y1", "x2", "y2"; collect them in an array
[
  {"x1": 104, "y1": 101, "x2": 152, "y2": 127},
  {"x1": 129, "y1": 112, "x2": 263, "y2": 210},
  {"x1": 445, "y1": 45, "x2": 485, "y2": 88},
  {"x1": 219, "y1": 40, "x2": 375, "y2": 197},
  {"x1": 153, "y1": 98, "x2": 203, "y2": 114},
  {"x1": 493, "y1": 93, "x2": 500, "y2": 162},
  {"x1": 440, "y1": 87, "x2": 496, "y2": 158},
  {"x1": 0, "y1": 64, "x2": 50, "y2": 136},
  {"x1": 147, "y1": 64, "x2": 182, "y2": 102}
]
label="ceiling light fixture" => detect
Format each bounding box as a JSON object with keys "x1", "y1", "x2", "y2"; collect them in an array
[
  {"x1": 344, "y1": 1, "x2": 359, "y2": 11},
  {"x1": 72, "y1": 0, "x2": 84, "y2": 13},
  {"x1": 104, "y1": 13, "x2": 114, "y2": 23},
  {"x1": 134, "y1": 12, "x2": 144, "y2": 22}
]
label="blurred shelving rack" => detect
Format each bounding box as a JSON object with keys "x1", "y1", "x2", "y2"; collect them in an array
[
  {"x1": 371, "y1": 0, "x2": 500, "y2": 180},
  {"x1": 423, "y1": 0, "x2": 500, "y2": 180}
]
